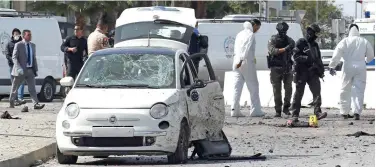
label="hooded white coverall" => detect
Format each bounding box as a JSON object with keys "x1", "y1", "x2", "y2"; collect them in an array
[
  {"x1": 329, "y1": 27, "x2": 375, "y2": 115},
  {"x1": 230, "y1": 22, "x2": 265, "y2": 117}
]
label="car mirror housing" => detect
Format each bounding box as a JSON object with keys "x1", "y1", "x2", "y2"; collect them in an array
[{"x1": 60, "y1": 77, "x2": 75, "y2": 87}]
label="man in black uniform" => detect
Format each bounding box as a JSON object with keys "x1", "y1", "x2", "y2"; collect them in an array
[
  {"x1": 267, "y1": 22, "x2": 295, "y2": 117},
  {"x1": 61, "y1": 25, "x2": 88, "y2": 80},
  {"x1": 290, "y1": 24, "x2": 328, "y2": 121}
]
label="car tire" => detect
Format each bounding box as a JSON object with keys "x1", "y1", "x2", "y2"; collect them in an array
[
  {"x1": 56, "y1": 145, "x2": 78, "y2": 164},
  {"x1": 38, "y1": 78, "x2": 55, "y2": 102},
  {"x1": 0, "y1": 96, "x2": 4, "y2": 102},
  {"x1": 167, "y1": 120, "x2": 189, "y2": 164}
]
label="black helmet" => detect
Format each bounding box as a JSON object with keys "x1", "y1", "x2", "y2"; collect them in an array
[
  {"x1": 307, "y1": 24, "x2": 321, "y2": 33},
  {"x1": 276, "y1": 22, "x2": 289, "y2": 32}
]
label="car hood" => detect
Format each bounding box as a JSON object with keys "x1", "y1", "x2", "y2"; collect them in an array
[{"x1": 65, "y1": 88, "x2": 180, "y2": 108}]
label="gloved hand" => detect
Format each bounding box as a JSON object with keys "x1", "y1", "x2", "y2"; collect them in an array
[{"x1": 329, "y1": 68, "x2": 336, "y2": 76}]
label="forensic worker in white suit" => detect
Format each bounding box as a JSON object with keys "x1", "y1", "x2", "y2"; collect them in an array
[
  {"x1": 328, "y1": 24, "x2": 375, "y2": 120},
  {"x1": 230, "y1": 19, "x2": 265, "y2": 117}
]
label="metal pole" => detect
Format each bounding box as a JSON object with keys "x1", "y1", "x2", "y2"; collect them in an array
[
  {"x1": 265, "y1": 0, "x2": 268, "y2": 19},
  {"x1": 361, "y1": 2, "x2": 363, "y2": 18},
  {"x1": 316, "y1": 0, "x2": 318, "y2": 22},
  {"x1": 355, "y1": 1, "x2": 357, "y2": 18},
  {"x1": 259, "y1": 0, "x2": 262, "y2": 18},
  {"x1": 171, "y1": 0, "x2": 175, "y2": 7}
]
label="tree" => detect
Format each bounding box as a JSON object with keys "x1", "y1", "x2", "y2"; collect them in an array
[{"x1": 290, "y1": 0, "x2": 343, "y2": 49}]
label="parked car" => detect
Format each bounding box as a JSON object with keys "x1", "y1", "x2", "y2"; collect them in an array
[{"x1": 56, "y1": 47, "x2": 231, "y2": 164}]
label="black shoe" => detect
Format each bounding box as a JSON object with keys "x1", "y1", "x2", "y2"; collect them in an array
[
  {"x1": 14, "y1": 100, "x2": 26, "y2": 106},
  {"x1": 315, "y1": 112, "x2": 327, "y2": 120},
  {"x1": 34, "y1": 103, "x2": 45, "y2": 110},
  {"x1": 274, "y1": 113, "x2": 282, "y2": 117},
  {"x1": 282, "y1": 107, "x2": 291, "y2": 115},
  {"x1": 354, "y1": 114, "x2": 360, "y2": 120}
]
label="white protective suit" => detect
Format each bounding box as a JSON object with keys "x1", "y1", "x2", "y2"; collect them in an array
[
  {"x1": 328, "y1": 27, "x2": 375, "y2": 115},
  {"x1": 230, "y1": 22, "x2": 265, "y2": 117}
]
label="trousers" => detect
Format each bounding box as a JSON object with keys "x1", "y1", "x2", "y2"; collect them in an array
[
  {"x1": 290, "y1": 72, "x2": 322, "y2": 117},
  {"x1": 9, "y1": 68, "x2": 39, "y2": 105},
  {"x1": 9, "y1": 66, "x2": 24, "y2": 100},
  {"x1": 270, "y1": 67, "x2": 293, "y2": 113}
]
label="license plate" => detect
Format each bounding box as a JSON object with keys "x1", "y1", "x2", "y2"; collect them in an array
[{"x1": 92, "y1": 127, "x2": 134, "y2": 137}]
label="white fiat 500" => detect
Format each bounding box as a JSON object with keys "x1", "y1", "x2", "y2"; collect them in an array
[{"x1": 56, "y1": 46, "x2": 229, "y2": 164}]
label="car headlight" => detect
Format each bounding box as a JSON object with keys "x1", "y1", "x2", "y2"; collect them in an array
[
  {"x1": 65, "y1": 103, "x2": 80, "y2": 119},
  {"x1": 150, "y1": 103, "x2": 168, "y2": 119}
]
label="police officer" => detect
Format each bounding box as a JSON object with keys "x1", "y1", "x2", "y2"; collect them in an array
[
  {"x1": 290, "y1": 24, "x2": 327, "y2": 121},
  {"x1": 267, "y1": 22, "x2": 295, "y2": 117},
  {"x1": 87, "y1": 12, "x2": 110, "y2": 57}
]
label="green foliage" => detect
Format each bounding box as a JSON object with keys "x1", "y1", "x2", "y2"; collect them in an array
[
  {"x1": 290, "y1": 0, "x2": 343, "y2": 49},
  {"x1": 290, "y1": 0, "x2": 342, "y2": 28}
]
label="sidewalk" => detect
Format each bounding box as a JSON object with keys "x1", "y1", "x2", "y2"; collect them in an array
[{"x1": 0, "y1": 101, "x2": 62, "y2": 167}]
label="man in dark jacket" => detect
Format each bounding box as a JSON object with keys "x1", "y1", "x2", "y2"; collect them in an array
[
  {"x1": 4, "y1": 28, "x2": 25, "y2": 106},
  {"x1": 290, "y1": 24, "x2": 327, "y2": 121},
  {"x1": 188, "y1": 22, "x2": 208, "y2": 74},
  {"x1": 267, "y1": 22, "x2": 295, "y2": 117},
  {"x1": 61, "y1": 25, "x2": 88, "y2": 80}
]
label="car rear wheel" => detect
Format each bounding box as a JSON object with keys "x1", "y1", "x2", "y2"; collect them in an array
[
  {"x1": 167, "y1": 120, "x2": 189, "y2": 164},
  {"x1": 38, "y1": 78, "x2": 55, "y2": 102},
  {"x1": 56, "y1": 145, "x2": 78, "y2": 164}
]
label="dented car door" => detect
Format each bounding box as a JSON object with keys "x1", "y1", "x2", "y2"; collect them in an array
[
  {"x1": 194, "y1": 54, "x2": 226, "y2": 140},
  {"x1": 179, "y1": 53, "x2": 207, "y2": 141}
]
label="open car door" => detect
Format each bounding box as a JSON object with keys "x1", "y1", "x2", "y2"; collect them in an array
[{"x1": 180, "y1": 53, "x2": 225, "y2": 141}]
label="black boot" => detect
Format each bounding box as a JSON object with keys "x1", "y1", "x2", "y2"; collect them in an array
[
  {"x1": 354, "y1": 114, "x2": 360, "y2": 120},
  {"x1": 282, "y1": 106, "x2": 291, "y2": 116},
  {"x1": 315, "y1": 111, "x2": 327, "y2": 120},
  {"x1": 274, "y1": 112, "x2": 282, "y2": 117}
]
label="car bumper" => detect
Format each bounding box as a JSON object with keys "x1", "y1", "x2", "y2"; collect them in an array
[{"x1": 56, "y1": 108, "x2": 181, "y2": 156}]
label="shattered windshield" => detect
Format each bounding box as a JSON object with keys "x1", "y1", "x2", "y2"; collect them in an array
[{"x1": 75, "y1": 53, "x2": 175, "y2": 88}]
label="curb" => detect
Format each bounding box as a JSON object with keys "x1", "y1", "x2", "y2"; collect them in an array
[{"x1": 0, "y1": 142, "x2": 56, "y2": 167}]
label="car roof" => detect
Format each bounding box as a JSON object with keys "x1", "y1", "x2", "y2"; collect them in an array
[{"x1": 92, "y1": 47, "x2": 178, "y2": 56}]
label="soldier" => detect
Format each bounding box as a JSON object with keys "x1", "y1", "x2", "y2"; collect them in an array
[
  {"x1": 87, "y1": 12, "x2": 110, "y2": 57},
  {"x1": 267, "y1": 22, "x2": 295, "y2": 117},
  {"x1": 290, "y1": 24, "x2": 328, "y2": 121}
]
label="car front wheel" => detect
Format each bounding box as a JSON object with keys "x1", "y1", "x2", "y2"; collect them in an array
[
  {"x1": 56, "y1": 145, "x2": 78, "y2": 164},
  {"x1": 167, "y1": 119, "x2": 189, "y2": 164}
]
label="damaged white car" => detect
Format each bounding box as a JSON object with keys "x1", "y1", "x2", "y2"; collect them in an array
[{"x1": 56, "y1": 6, "x2": 231, "y2": 165}]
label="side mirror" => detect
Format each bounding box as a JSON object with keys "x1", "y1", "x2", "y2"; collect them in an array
[
  {"x1": 187, "y1": 79, "x2": 206, "y2": 96},
  {"x1": 60, "y1": 77, "x2": 74, "y2": 87}
]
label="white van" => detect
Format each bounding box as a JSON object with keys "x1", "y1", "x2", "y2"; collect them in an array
[
  {"x1": 0, "y1": 17, "x2": 64, "y2": 102},
  {"x1": 197, "y1": 20, "x2": 303, "y2": 86}
]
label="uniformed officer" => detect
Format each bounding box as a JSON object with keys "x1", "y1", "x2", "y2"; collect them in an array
[
  {"x1": 290, "y1": 24, "x2": 327, "y2": 121},
  {"x1": 267, "y1": 22, "x2": 295, "y2": 117},
  {"x1": 87, "y1": 12, "x2": 110, "y2": 57}
]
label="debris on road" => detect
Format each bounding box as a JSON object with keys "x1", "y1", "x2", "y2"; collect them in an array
[
  {"x1": 0, "y1": 111, "x2": 21, "y2": 119},
  {"x1": 346, "y1": 131, "x2": 375, "y2": 137},
  {"x1": 21, "y1": 106, "x2": 29, "y2": 112},
  {"x1": 348, "y1": 122, "x2": 354, "y2": 125}
]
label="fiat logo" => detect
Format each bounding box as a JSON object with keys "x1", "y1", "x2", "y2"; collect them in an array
[{"x1": 109, "y1": 115, "x2": 117, "y2": 124}]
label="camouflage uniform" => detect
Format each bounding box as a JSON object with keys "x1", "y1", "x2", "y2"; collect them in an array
[
  {"x1": 267, "y1": 34, "x2": 295, "y2": 116},
  {"x1": 87, "y1": 28, "x2": 109, "y2": 56}
]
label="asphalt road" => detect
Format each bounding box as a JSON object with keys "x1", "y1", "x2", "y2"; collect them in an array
[{"x1": 37, "y1": 104, "x2": 375, "y2": 167}]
